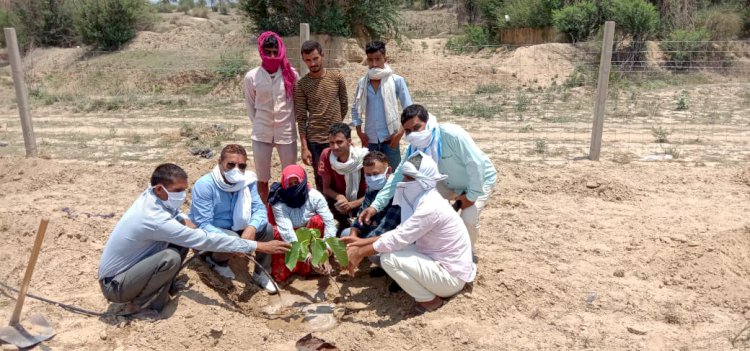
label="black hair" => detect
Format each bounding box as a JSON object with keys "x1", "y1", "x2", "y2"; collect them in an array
[
  {"x1": 400, "y1": 104, "x2": 429, "y2": 125},
  {"x1": 365, "y1": 41, "x2": 386, "y2": 55},
  {"x1": 220, "y1": 144, "x2": 247, "y2": 160},
  {"x1": 301, "y1": 40, "x2": 323, "y2": 55},
  {"x1": 328, "y1": 122, "x2": 351, "y2": 139},
  {"x1": 150, "y1": 163, "x2": 188, "y2": 187},
  {"x1": 262, "y1": 36, "x2": 279, "y2": 49},
  {"x1": 363, "y1": 151, "x2": 389, "y2": 167}
]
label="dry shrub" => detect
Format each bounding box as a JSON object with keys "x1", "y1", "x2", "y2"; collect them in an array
[{"x1": 700, "y1": 9, "x2": 744, "y2": 41}]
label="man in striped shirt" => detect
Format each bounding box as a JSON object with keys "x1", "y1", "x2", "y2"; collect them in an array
[{"x1": 295, "y1": 40, "x2": 348, "y2": 190}]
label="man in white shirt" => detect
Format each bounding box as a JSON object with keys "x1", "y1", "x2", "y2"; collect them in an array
[
  {"x1": 244, "y1": 31, "x2": 300, "y2": 203},
  {"x1": 344, "y1": 152, "x2": 475, "y2": 313}
]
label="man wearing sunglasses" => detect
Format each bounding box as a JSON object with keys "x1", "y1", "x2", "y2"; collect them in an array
[{"x1": 189, "y1": 144, "x2": 278, "y2": 293}]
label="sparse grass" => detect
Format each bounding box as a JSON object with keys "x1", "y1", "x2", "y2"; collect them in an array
[
  {"x1": 515, "y1": 93, "x2": 530, "y2": 113},
  {"x1": 663, "y1": 144, "x2": 682, "y2": 159},
  {"x1": 651, "y1": 126, "x2": 672, "y2": 143},
  {"x1": 534, "y1": 138, "x2": 548, "y2": 154},
  {"x1": 474, "y1": 84, "x2": 502, "y2": 94},
  {"x1": 450, "y1": 102, "x2": 503, "y2": 119},
  {"x1": 612, "y1": 152, "x2": 633, "y2": 164},
  {"x1": 676, "y1": 90, "x2": 689, "y2": 111},
  {"x1": 215, "y1": 52, "x2": 250, "y2": 80},
  {"x1": 519, "y1": 124, "x2": 534, "y2": 133}
]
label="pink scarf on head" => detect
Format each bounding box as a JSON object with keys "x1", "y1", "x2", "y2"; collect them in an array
[{"x1": 257, "y1": 31, "x2": 296, "y2": 100}]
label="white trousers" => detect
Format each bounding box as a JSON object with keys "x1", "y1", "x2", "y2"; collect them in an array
[
  {"x1": 436, "y1": 182, "x2": 493, "y2": 251},
  {"x1": 381, "y1": 246, "x2": 464, "y2": 302}
]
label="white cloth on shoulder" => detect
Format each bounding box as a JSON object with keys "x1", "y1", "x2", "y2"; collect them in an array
[
  {"x1": 329, "y1": 146, "x2": 369, "y2": 201},
  {"x1": 354, "y1": 64, "x2": 400, "y2": 137},
  {"x1": 210, "y1": 165, "x2": 258, "y2": 231}
]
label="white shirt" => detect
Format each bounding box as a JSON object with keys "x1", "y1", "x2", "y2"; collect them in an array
[
  {"x1": 243, "y1": 67, "x2": 299, "y2": 144},
  {"x1": 373, "y1": 189, "x2": 476, "y2": 283}
]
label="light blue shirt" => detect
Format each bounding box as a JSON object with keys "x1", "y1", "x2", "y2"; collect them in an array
[
  {"x1": 371, "y1": 123, "x2": 497, "y2": 210},
  {"x1": 189, "y1": 174, "x2": 268, "y2": 235},
  {"x1": 98, "y1": 189, "x2": 256, "y2": 279},
  {"x1": 351, "y1": 74, "x2": 413, "y2": 143}
]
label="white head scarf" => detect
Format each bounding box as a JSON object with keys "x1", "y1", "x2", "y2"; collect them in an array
[
  {"x1": 393, "y1": 151, "x2": 447, "y2": 222},
  {"x1": 329, "y1": 146, "x2": 369, "y2": 201}
]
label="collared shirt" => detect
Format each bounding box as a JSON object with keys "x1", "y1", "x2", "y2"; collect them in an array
[
  {"x1": 243, "y1": 67, "x2": 299, "y2": 144},
  {"x1": 98, "y1": 189, "x2": 255, "y2": 279},
  {"x1": 352, "y1": 187, "x2": 401, "y2": 238},
  {"x1": 373, "y1": 189, "x2": 476, "y2": 283},
  {"x1": 271, "y1": 189, "x2": 337, "y2": 242},
  {"x1": 371, "y1": 123, "x2": 497, "y2": 211},
  {"x1": 317, "y1": 147, "x2": 367, "y2": 200},
  {"x1": 188, "y1": 173, "x2": 268, "y2": 234},
  {"x1": 294, "y1": 70, "x2": 348, "y2": 143},
  {"x1": 351, "y1": 74, "x2": 412, "y2": 143}
]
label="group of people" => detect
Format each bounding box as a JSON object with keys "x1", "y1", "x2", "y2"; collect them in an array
[{"x1": 97, "y1": 32, "x2": 497, "y2": 316}]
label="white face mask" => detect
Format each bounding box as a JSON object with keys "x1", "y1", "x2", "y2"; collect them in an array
[
  {"x1": 365, "y1": 169, "x2": 388, "y2": 191},
  {"x1": 405, "y1": 127, "x2": 432, "y2": 149},
  {"x1": 156, "y1": 184, "x2": 186, "y2": 211},
  {"x1": 224, "y1": 168, "x2": 245, "y2": 184},
  {"x1": 393, "y1": 180, "x2": 424, "y2": 222}
]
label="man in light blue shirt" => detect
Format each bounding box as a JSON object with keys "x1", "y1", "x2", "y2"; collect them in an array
[
  {"x1": 98, "y1": 163, "x2": 290, "y2": 315},
  {"x1": 359, "y1": 105, "x2": 496, "y2": 259},
  {"x1": 190, "y1": 144, "x2": 277, "y2": 293},
  {"x1": 352, "y1": 41, "x2": 413, "y2": 168}
]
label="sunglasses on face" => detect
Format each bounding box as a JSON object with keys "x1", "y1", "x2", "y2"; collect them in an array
[{"x1": 225, "y1": 162, "x2": 247, "y2": 170}]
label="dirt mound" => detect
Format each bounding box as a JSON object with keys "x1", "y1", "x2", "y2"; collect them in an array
[
  {"x1": 126, "y1": 14, "x2": 248, "y2": 51},
  {"x1": 502, "y1": 43, "x2": 582, "y2": 87},
  {"x1": 514, "y1": 171, "x2": 638, "y2": 202}
]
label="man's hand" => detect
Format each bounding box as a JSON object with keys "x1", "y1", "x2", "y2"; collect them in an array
[
  {"x1": 183, "y1": 218, "x2": 197, "y2": 229},
  {"x1": 358, "y1": 207, "x2": 377, "y2": 225},
  {"x1": 301, "y1": 148, "x2": 313, "y2": 166},
  {"x1": 456, "y1": 194, "x2": 475, "y2": 210},
  {"x1": 346, "y1": 246, "x2": 365, "y2": 275},
  {"x1": 255, "y1": 240, "x2": 292, "y2": 254},
  {"x1": 358, "y1": 133, "x2": 369, "y2": 148},
  {"x1": 240, "y1": 226, "x2": 257, "y2": 241},
  {"x1": 388, "y1": 138, "x2": 400, "y2": 149},
  {"x1": 340, "y1": 235, "x2": 367, "y2": 247},
  {"x1": 349, "y1": 227, "x2": 361, "y2": 238}
]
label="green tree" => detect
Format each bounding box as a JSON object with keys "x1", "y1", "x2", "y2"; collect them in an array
[
  {"x1": 9, "y1": 0, "x2": 79, "y2": 49},
  {"x1": 74, "y1": 0, "x2": 153, "y2": 50}
]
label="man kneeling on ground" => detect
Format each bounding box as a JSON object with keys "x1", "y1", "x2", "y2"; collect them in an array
[
  {"x1": 98, "y1": 163, "x2": 290, "y2": 315},
  {"x1": 189, "y1": 144, "x2": 278, "y2": 293},
  {"x1": 343, "y1": 152, "x2": 475, "y2": 313}
]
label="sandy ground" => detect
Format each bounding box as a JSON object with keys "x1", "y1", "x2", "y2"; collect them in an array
[
  {"x1": 0, "y1": 8, "x2": 749, "y2": 351},
  {"x1": 1, "y1": 155, "x2": 749, "y2": 350}
]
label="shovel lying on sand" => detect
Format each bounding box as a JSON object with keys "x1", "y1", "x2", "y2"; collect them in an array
[{"x1": 0, "y1": 219, "x2": 55, "y2": 349}]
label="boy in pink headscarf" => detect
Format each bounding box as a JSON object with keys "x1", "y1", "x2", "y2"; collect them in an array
[{"x1": 243, "y1": 31, "x2": 300, "y2": 204}]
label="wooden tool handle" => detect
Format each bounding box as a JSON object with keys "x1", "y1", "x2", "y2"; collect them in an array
[{"x1": 9, "y1": 218, "x2": 49, "y2": 326}]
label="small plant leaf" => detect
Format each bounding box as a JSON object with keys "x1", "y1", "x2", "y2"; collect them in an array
[
  {"x1": 325, "y1": 237, "x2": 349, "y2": 266},
  {"x1": 285, "y1": 241, "x2": 302, "y2": 271},
  {"x1": 310, "y1": 228, "x2": 322, "y2": 239},
  {"x1": 311, "y1": 238, "x2": 328, "y2": 266},
  {"x1": 295, "y1": 228, "x2": 313, "y2": 244},
  {"x1": 299, "y1": 240, "x2": 309, "y2": 261}
]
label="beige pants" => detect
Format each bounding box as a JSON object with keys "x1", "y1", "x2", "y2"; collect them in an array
[
  {"x1": 252, "y1": 140, "x2": 297, "y2": 182},
  {"x1": 437, "y1": 182, "x2": 493, "y2": 251},
  {"x1": 381, "y1": 246, "x2": 465, "y2": 302}
]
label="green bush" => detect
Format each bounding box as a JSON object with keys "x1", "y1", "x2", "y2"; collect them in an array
[
  {"x1": 661, "y1": 29, "x2": 711, "y2": 70},
  {"x1": 178, "y1": 0, "x2": 195, "y2": 13},
  {"x1": 74, "y1": 0, "x2": 153, "y2": 51},
  {"x1": 698, "y1": 7, "x2": 744, "y2": 41},
  {"x1": 0, "y1": 9, "x2": 10, "y2": 47},
  {"x1": 9, "y1": 0, "x2": 79, "y2": 49},
  {"x1": 609, "y1": 0, "x2": 660, "y2": 70},
  {"x1": 496, "y1": 0, "x2": 562, "y2": 29},
  {"x1": 552, "y1": 1, "x2": 600, "y2": 42},
  {"x1": 445, "y1": 24, "x2": 489, "y2": 52},
  {"x1": 154, "y1": 0, "x2": 175, "y2": 13},
  {"x1": 239, "y1": 0, "x2": 399, "y2": 40}
]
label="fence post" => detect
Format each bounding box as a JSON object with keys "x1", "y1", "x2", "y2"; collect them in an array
[
  {"x1": 588, "y1": 21, "x2": 615, "y2": 161},
  {"x1": 299, "y1": 23, "x2": 310, "y2": 77},
  {"x1": 4, "y1": 27, "x2": 37, "y2": 157}
]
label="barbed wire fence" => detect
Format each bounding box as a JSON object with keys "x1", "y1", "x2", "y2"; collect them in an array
[{"x1": 1, "y1": 24, "x2": 749, "y2": 165}]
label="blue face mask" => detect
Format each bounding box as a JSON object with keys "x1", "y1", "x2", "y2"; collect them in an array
[{"x1": 365, "y1": 170, "x2": 388, "y2": 191}]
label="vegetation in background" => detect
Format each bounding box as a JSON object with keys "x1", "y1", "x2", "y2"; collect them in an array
[
  {"x1": 74, "y1": 0, "x2": 154, "y2": 51},
  {"x1": 495, "y1": 0, "x2": 562, "y2": 30},
  {"x1": 8, "y1": 0, "x2": 79, "y2": 49},
  {"x1": 238, "y1": 0, "x2": 400, "y2": 41},
  {"x1": 446, "y1": 24, "x2": 490, "y2": 52},
  {"x1": 552, "y1": 1, "x2": 602, "y2": 42}
]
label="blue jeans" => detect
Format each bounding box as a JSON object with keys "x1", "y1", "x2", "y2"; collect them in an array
[{"x1": 368, "y1": 141, "x2": 401, "y2": 168}]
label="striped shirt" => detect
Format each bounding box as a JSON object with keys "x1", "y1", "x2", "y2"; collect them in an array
[
  {"x1": 271, "y1": 189, "x2": 337, "y2": 242},
  {"x1": 294, "y1": 70, "x2": 348, "y2": 143}
]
